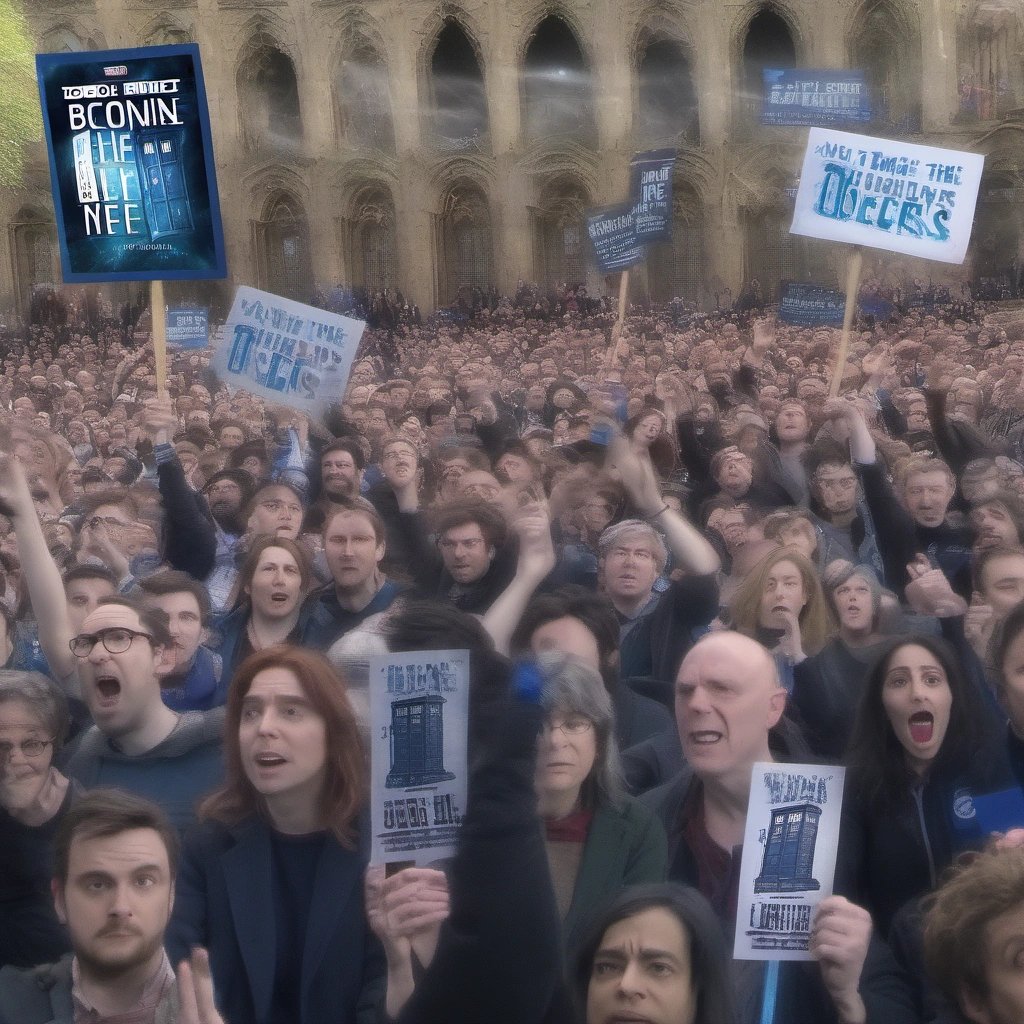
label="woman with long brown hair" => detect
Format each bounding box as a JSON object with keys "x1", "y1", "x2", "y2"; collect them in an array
[
  {"x1": 213, "y1": 535, "x2": 314, "y2": 684},
  {"x1": 167, "y1": 645, "x2": 382, "y2": 1024},
  {"x1": 728, "y1": 545, "x2": 835, "y2": 691}
]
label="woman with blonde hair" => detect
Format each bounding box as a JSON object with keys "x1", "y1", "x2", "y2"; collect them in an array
[{"x1": 729, "y1": 545, "x2": 835, "y2": 689}]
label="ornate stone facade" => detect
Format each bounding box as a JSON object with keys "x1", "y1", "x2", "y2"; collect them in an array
[{"x1": 2, "y1": 0, "x2": 1023, "y2": 313}]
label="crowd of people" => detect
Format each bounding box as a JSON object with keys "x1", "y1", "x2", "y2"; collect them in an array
[{"x1": 2, "y1": 279, "x2": 1024, "y2": 1024}]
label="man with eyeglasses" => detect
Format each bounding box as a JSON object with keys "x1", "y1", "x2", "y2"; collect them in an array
[
  {"x1": 804, "y1": 440, "x2": 883, "y2": 575},
  {"x1": 64, "y1": 596, "x2": 223, "y2": 833},
  {"x1": 245, "y1": 482, "x2": 305, "y2": 541}
]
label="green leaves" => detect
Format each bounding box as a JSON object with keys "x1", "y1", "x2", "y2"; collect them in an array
[{"x1": 0, "y1": 0, "x2": 42, "y2": 189}]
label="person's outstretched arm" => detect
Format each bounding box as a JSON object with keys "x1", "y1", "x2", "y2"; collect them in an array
[
  {"x1": 0, "y1": 453, "x2": 78, "y2": 692},
  {"x1": 608, "y1": 434, "x2": 720, "y2": 575}
]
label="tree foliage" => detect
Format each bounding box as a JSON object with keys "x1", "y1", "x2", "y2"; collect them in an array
[{"x1": 0, "y1": 0, "x2": 41, "y2": 190}]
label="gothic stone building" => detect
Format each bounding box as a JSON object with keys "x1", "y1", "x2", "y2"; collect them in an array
[{"x1": 3, "y1": 0, "x2": 1023, "y2": 313}]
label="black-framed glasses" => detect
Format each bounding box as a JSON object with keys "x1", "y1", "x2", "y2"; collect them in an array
[
  {"x1": 69, "y1": 628, "x2": 153, "y2": 658},
  {"x1": 0, "y1": 738, "x2": 52, "y2": 761}
]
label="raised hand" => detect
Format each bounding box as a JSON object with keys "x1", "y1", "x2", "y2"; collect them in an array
[
  {"x1": 904, "y1": 558, "x2": 968, "y2": 618},
  {"x1": 0, "y1": 453, "x2": 36, "y2": 521},
  {"x1": 141, "y1": 396, "x2": 178, "y2": 443},
  {"x1": 607, "y1": 433, "x2": 662, "y2": 516},
  {"x1": 511, "y1": 497, "x2": 556, "y2": 583},
  {"x1": 776, "y1": 607, "x2": 807, "y2": 664},
  {"x1": 177, "y1": 948, "x2": 226, "y2": 1024}
]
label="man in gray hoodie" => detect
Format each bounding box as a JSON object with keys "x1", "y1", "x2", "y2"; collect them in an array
[{"x1": 65, "y1": 596, "x2": 224, "y2": 833}]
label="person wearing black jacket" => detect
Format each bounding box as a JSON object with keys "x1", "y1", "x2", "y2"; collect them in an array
[
  {"x1": 841, "y1": 635, "x2": 1013, "y2": 940},
  {"x1": 836, "y1": 397, "x2": 974, "y2": 601},
  {"x1": 642, "y1": 631, "x2": 917, "y2": 1024},
  {"x1": 391, "y1": 496, "x2": 517, "y2": 616}
]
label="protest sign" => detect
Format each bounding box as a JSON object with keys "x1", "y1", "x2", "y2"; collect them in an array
[
  {"x1": 369, "y1": 650, "x2": 470, "y2": 866},
  {"x1": 586, "y1": 203, "x2": 647, "y2": 273},
  {"x1": 779, "y1": 282, "x2": 847, "y2": 326},
  {"x1": 790, "y1": 128, "x2": 984, "y2": 265},
  {"x1": 212, "y1": 286, "x2": 365, "y2": 415},
  {"x1": 166, "y1": 307, "x2": 208, "y2": 348},
  {"x1": 36, "y1": 45, "x2": 225, "y2": 283},
  {"x1": 630, "y1": 149, "x2": 676, "y2": 242},
  {"x1": 763, "y1": 70, "x2": 871, "y2": 126},
  {"x1": 734, "y1": 763, "x2": 846, "y2": 961}
]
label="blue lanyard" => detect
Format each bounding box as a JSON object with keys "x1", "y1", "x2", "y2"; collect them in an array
[{"x1": 759, "y1": 960, "x2": 780, "y2": 1024}]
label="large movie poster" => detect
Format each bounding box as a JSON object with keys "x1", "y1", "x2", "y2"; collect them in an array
[{"x1": 36, "y1": 45, "x2": 226, "y2": 283}]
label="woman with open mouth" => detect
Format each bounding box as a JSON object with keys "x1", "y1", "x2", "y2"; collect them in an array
[
  {"x1": 167, "y1": 645, "x2": 382, "y2": 1024},
  {"x1": 841, "y1": 635, "x2": 1011, "y2": 937},
  {"x1": 213, "y1": 536, "x2": 314, "y2": 685}
]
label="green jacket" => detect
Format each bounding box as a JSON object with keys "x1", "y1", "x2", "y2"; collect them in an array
[
  {"x1": 0, "y1": 955, "x2": 179, "y2": 1024},
  {"x1": 562, "y1": 795, "x2": 668, "y2": 960}
]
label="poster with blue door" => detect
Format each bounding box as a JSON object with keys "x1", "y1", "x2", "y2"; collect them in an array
[{"x1": 36, "y1": 44, "x2": 226, "y2": 282}]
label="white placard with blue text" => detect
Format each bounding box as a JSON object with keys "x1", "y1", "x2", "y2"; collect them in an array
[
  {"x1": 734, "y1": 762, "x2": 846, "y2": 961},
  {"x1": 212, "y1": 285, "x2": 365, "y2": 415},
  {"x1": 790, "y1": 128, "x2": 984, "y2": 265},
  {"x1": 369, "y1": 650, "x2": 469, "y2": 866}
]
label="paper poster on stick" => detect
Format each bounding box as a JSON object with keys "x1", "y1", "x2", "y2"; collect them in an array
[
  {"x1": 36, "y1": 45, "x2": 226, "y2": 282},
  {"x1": 586, "y1": 203, "x2": 647, "y2": 273},
  {"x1": 790, "y1": 128, "x2": 984, "y2": 264},
  {"x1": 734, "y1": 763, "x2": 846, "y2": 961},
  {"x1": 370, "y1": 650, "x2": 470, "y2": 866},
  {"x1": 212, "y1": 286, "x2": 365, "y2": 415}
]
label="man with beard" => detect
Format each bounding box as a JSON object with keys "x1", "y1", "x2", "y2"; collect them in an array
[
  {"x1": 0, "y1": 790, "x2": 224, "y2": 1023},
  {"x1": 195, "y1": 470, "x2": 252, "y2": 615},
  {"x1": 317, "y1": 439, "x2": 365, "y2": 507}
]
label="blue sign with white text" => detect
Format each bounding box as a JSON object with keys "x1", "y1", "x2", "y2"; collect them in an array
[
  {"x1": 763, "y1": 70, "x2": 871, "y2": 126},
  {"x1": 779, "y1": 282, "x2": 846, "y2": 326},
  {"x1": 36, "y1": 44, "x2": 226, "y2": 283},
  {"x1": 630, "y1": 149, "x2": 677, "y2": 242},
  {"x1": 166, "y1": 307, "x2": 208, "y2": 348},
  {"x1": 586, "y1": 203, "x2": 646, "y2": 273}
]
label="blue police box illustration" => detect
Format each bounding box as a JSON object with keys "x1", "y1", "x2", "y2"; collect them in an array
[
  {"x1": 137, "y1": 129, "x2": 194, "y2": 238},
  {"x1": 386, "y1": 694, "x2": 457, "y2": 789},
  {"x1": 755, "y1": 801, "x2": 822, "y2": 894}
]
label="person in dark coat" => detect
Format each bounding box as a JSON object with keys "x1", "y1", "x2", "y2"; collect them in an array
[
  {"x1": 166, "y1": 646, "x2": 384, "y2": 1024},
  {"x1": 841, "y1": 634, "x2": 1013, "y2": 939},
  {"x1": 642, "y1": 631, "x2": 918, "y2": 1024},
  {"x1": 532, "y1": 653, "x2": 666, "y2": 961},
  {"x1": 793, "y1": 564, "x2": 888, "y2": 761},
  {"x1": 0, "y1": 672, "x2": 75, "y2": 970}
]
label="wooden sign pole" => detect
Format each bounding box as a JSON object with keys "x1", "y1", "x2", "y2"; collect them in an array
[
  {"x1": 151, "y1": 279, "x2": 167, "y2": 399},
  {"x1": 604, "y1": 269, "x2": 630, "y2": 375},
  {"x1": 830, "y1": 245, "x2": 864, "y2": 397}
]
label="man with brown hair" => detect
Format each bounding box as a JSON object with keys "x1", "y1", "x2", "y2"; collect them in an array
[{"x1": 0, "y1": 789, "x2": 221, "y2": 1023}]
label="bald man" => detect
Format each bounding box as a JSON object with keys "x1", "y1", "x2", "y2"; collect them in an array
[{"x1": 642, "y1": 631, "x2": 916, "y2": 1024}]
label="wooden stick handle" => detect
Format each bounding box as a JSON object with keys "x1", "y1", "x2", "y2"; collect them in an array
[
  {"x1": 151, "y1": 279, "x2": 167, "y2": 399},
  {"x1": 830, "y1": 247, "x2": 864, "y2": 398},
  {"x1": 604, "y1": 270, "x2": 630, "y2": 374}
]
